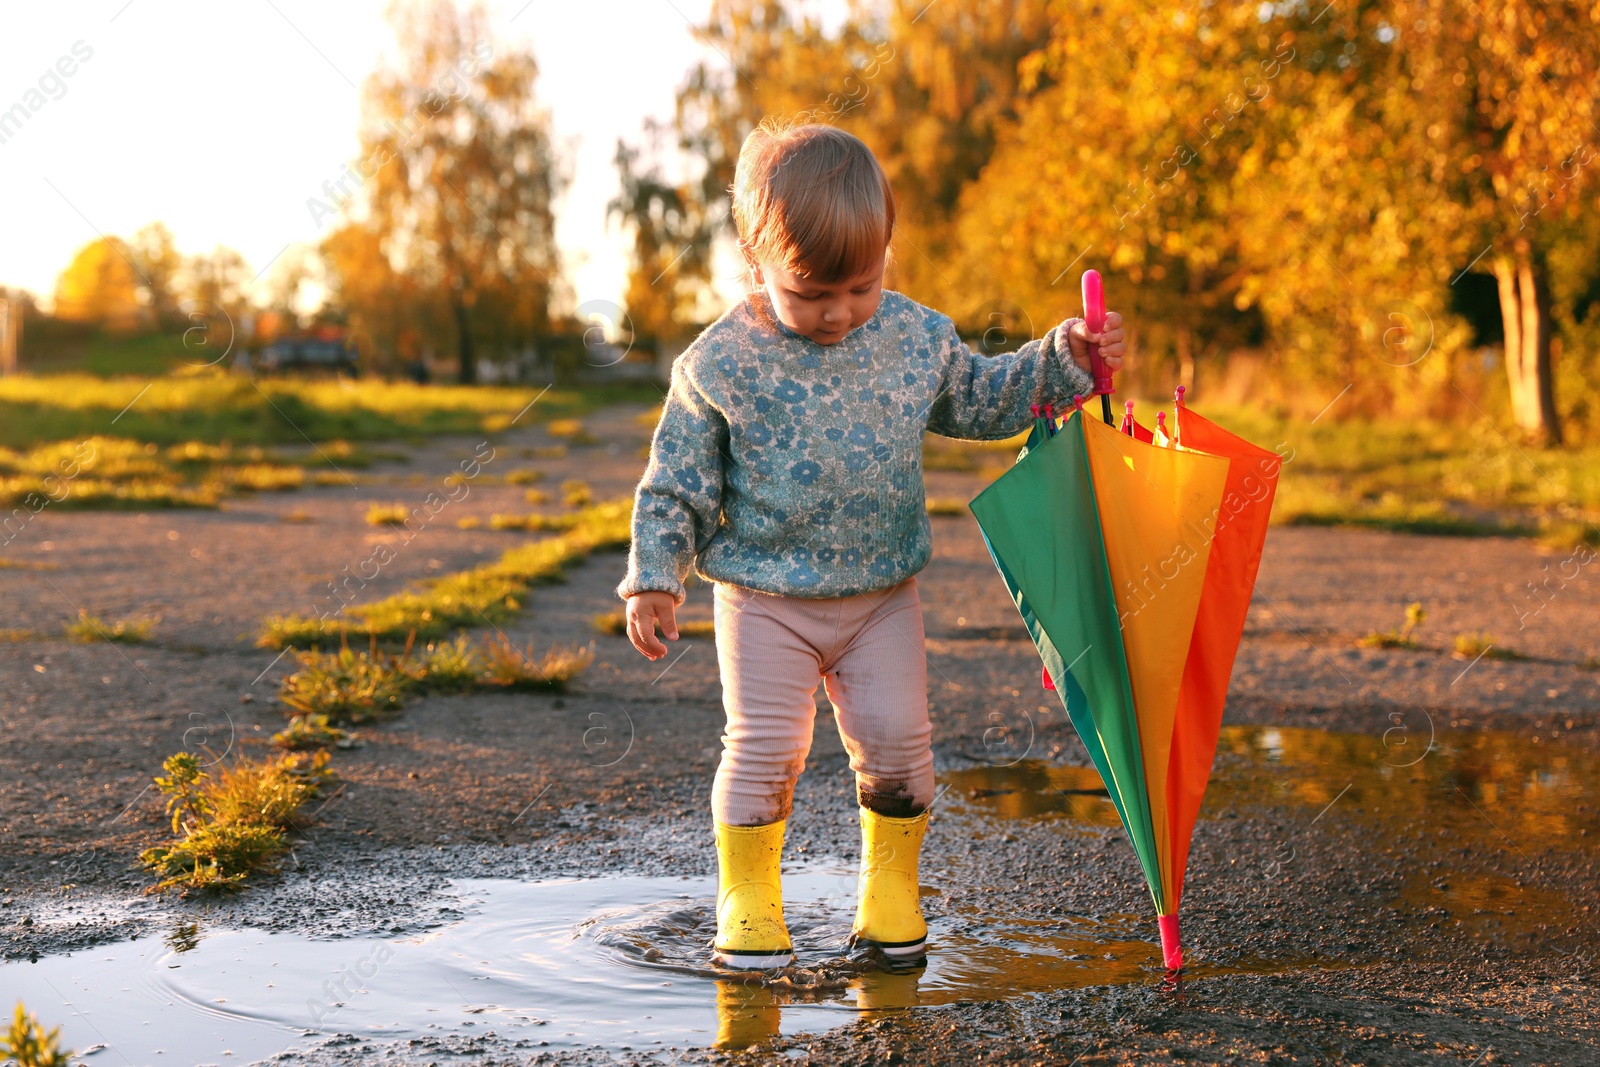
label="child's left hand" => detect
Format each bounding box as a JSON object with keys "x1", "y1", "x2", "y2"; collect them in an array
[{"x1": 1066, "y1": 311, "x2": 1126, "y2": 377}]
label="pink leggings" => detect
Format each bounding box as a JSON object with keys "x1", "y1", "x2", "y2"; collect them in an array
[{"x1": 711, "y1": 577, "x2": 935, "y2": 826}]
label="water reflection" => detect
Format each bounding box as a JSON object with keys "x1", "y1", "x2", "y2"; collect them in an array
[
  {"x1": 4, "y1": 724, "x2": 1589, "y2": 1060},
  {"x1": 949, "y1": 724, "x2": 1599, "y2": 859}
]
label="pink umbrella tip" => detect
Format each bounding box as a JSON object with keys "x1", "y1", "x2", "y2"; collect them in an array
[
  {"x1": 1174, "y1": 385, "x2": 1187, "y2": 404},
  {"x1": 1157, "y1": 914, "x2": 1183, "y2": 971}
]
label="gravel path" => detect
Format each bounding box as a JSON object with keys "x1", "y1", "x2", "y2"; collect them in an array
[{"x1": 1, "y1": 401, "x2": 1596, "y2": 1065}]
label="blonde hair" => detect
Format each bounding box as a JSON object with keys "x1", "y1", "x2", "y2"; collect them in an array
[{"x1": 732, "y1": 119, "x2": 895, "y2": 283}]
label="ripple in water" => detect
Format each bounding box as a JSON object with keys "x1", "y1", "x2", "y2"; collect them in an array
[{"x1": 0, "y1": 864, "x2": 1256, "y2": 1062}]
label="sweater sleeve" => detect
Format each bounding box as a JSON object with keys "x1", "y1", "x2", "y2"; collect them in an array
[
  {"x1": 616, "y1": 357, "x2": 728, "y2": 604},
  {"x1": 925, "y1": 313, "x2": 1095, "y2": 440}
]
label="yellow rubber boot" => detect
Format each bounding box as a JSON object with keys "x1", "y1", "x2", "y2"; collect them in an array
[
  {"x1": 852, "y1": 807, "x2": 929, "y2": 959},
  {"x1": 712, "y1": 820, "x2": 794, "y2": 969}
]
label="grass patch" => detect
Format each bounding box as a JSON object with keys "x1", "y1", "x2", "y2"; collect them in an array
[
  {"x1": 545, "y1": 418, "x2": 597, "y2": 446},
  {"x1": 456, "y1": 515, "x2": 482, "y2": 530},
  {"x1": 506, "y1": 468, "x2": 546, "y2": 485},
  {"x1": 3, "y1": 1002, "x2": 72, "y2": 1067},
  {"x1": 0, "y1": 628, "x2": 43, "y2": 642},
  {"x1": 1451, "y1": 632, "x2": 1526, "y2": 661},
  {"x1": 489, "y1": 511, "x2": 580, "y2": 532},
  {"x1": 1359, "y1": 602, "x2": 1426, "y2": 650},
  {"x1": 0, "y1": 372, "x2": 660, "y2": 449},
  {"x1": 273, "y1": 632, "x2": 593, "y2": 745},
  {"x1": 1179, "y1": 405, "x2": 1600, "y2": 540},
  {"x1": 138, "y1": 749, "x2": 332, "y2": 894},
  {"x1": 365, "y1": 502, "x2": 410, "y2": 526},
  {"x1": 258, "y1": 499, "x2": 632, "y2": 647},
  {"x1": 523, "y1": 488, "x2": 550, "y2": 504},
  {"x1": 1538, "y1": 520, "x2": 1600, "y2": 552},
  {"x1": 278, "y1": 644, "x2": 412, "y2": 723},
  {"x1": 954, "y1": 404, "x2": 1600, "y2": 545},
  {"x1": 283, "y1": 508, "x2": 313, "y2": 524},
  {"x1": 561, "y1": 479, "x2": 593, "y2": 507},
  {"x1": 591, "y1": 609, "x2": 714, "y2": 638},
  {"x1": 271, "y1": 713, "x2": 352, "y2": 751},
  {"x1": 65, "y1": 611, "x2": 155, "y2": 643},
  {"x1": 0, "y1": 557, "x2": 56, "y2": 570},
  {"x1": 409, "y1": 633, "x2": 483, "y2": 693},
  {"x1": 479, "y1": 634, "x2": 593, "y2": 690},
  {"x1": 926, "y1": 497, "x2": 967, "y2": 516},
  {"x1": 0, "y1": 435, "x2": 338, "y2": 511}
]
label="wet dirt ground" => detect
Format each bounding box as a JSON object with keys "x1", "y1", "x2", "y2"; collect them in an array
[{"x1": 2, "y1": 401, "x2": 1598, "y2": 1065}]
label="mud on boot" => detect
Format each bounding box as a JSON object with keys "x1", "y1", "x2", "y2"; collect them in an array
[
  {"x1": 851, "y1": 807, "x2": 928, "y2": 960},
  {"x1": 712, "y1": 820, "x2": 794, "y2": 969}
]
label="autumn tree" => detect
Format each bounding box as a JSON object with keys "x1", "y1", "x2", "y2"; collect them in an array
[
  {"x1": 609, "y1": 122, "x2": 714, "y2": 341},
  {"x1": 353, "y1": 0, "x2": 562, "y2": 383},
  {"x1": 675, "y1": 0, "x2": 1053, "y2": 314},
  {"x1": 1430, "y1": 0, "x2": 1598, "y2": 444},
  {"x1": 129, "y1": 222, "x2": 183, "y2": 328},
  {"x1": 53, "y1": 237, "x2": 144, "y2": 330},
  {"x1": 181, "y1": 246, "x2": 252, "y2": 321},
  {"x1": 1211, "y1": 1, "x2": 1598, "y2": 440},
  {"x1": 322, "y1": 222, "x2": 440, "y2": 369}
]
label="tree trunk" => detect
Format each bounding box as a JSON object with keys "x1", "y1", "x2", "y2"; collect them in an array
[
  {"x1": 1492, "y1": 244, "x2": 1561, "y2": 445},
  {"x1": 454, "y1": 296, "x2": 477, "y2": 385}
]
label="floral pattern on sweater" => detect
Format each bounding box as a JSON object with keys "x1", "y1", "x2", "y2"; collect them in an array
[{"x1": 617, "y1": 289, "x2": 1093, "y2": 602}]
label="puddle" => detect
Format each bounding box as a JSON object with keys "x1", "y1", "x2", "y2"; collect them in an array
[
  {"x1": 951, "y1": 724, "x2": 1599, "y2": 854},
  {"x1": 7, "y1": 724, "x2": 1589, "y2": 1062},
  {"x1": 951, "y1": 724, "x2": 1599, "y2": 951},
  {"x1": 0, "y1": 866, "x2": 1237, "y2": 1062}
]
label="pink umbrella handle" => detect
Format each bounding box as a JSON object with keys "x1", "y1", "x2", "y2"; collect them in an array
[
  {"x1": 1082, "y1": 270, "x2": 1114, "y2": 425},
  {"x1": 1158, "y1": 914, "x2": 1183, "y2": 971},
  {"x1": 1081, "y1": 270, "x2": 1111, "y2": 395}
]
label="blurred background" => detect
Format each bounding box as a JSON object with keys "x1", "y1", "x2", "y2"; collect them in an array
[{"x1": 1, "y1": 0, "x2": 1597, "y2": 539}]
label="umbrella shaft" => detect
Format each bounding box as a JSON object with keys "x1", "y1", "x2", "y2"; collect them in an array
[{"x1": 1100, "y1": 393, "x2": 1114, "y2": 426}]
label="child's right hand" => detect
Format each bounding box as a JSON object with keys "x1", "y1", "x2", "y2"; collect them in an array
[{"x1": 626, "y1": 591, "x2": 680, "y2": 660}]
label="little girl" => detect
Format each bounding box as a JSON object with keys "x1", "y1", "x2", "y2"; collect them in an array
[{"x1": 618, "y1": 120, "x2": 1125, "y2": 969}]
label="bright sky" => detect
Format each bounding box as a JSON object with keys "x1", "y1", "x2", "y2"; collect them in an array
[{"x1": 0, "y1": 0, "x2": 844, "y2": 318}]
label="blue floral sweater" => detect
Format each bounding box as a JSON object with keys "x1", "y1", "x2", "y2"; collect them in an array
[{"x1": 618, "y1": 289, "x2": 1094, "y2": 602}]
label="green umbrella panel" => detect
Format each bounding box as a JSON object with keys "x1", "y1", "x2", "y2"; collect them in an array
[{"x1": 969, "y1": 416, "x2": 1164, "y2": 911}]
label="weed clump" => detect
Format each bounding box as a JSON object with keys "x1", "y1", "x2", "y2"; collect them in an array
[
  {"x1": 926, "y1": 497, "x2": 966, "y2": 516},
  {"x1": 65, "y1": 611, "x2": 155, "y2": 644},
  {"x1": 2, "y1": 1002, "x2": 71, "y2": 1067},
  {"x1": 365, "y1": 502, "x2": 410, "y2": 526},
  {"x1": 489, "y1": 511, "x2": 579, "y2": 532},
  {"x1": 545, "y1": 418, "x2": 597, "y2": 446},
  {"x1": 1450, "y1": 632, "x2": 1525, "y2": 661},
  {"x1": 273, "y1": 631, "x2": 593, "y2": 747},
  {"x1": 139, "y1": 749, "x2": 331, "y2": 894},
  {"x1": 271, "y1": 713, "x2": 352, "y2": 751},
  {"x1": 479, "y1": 634, "x2": 592, "y2": 691},
  {"x1": 1359, "y1": 602, "x2": 1426, "y2": 650},
  {"x1": 278, "y1": 644, "x2": 410, "y2": 722},
  {"x1": 410, "y1": 633, "x2": 482, "y2": 692},
  {"x1": 561, "y1": 479, "x2": 593, "y2": 507}
]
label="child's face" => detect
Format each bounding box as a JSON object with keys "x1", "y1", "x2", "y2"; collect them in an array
[{"x1": 750, "y1": 253, "x2": 886, "y2": 345}]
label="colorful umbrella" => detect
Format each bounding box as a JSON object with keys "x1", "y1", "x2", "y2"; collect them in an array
[{"x1": 967, "y1": 273, "x2": 1280, "y2": 971}]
